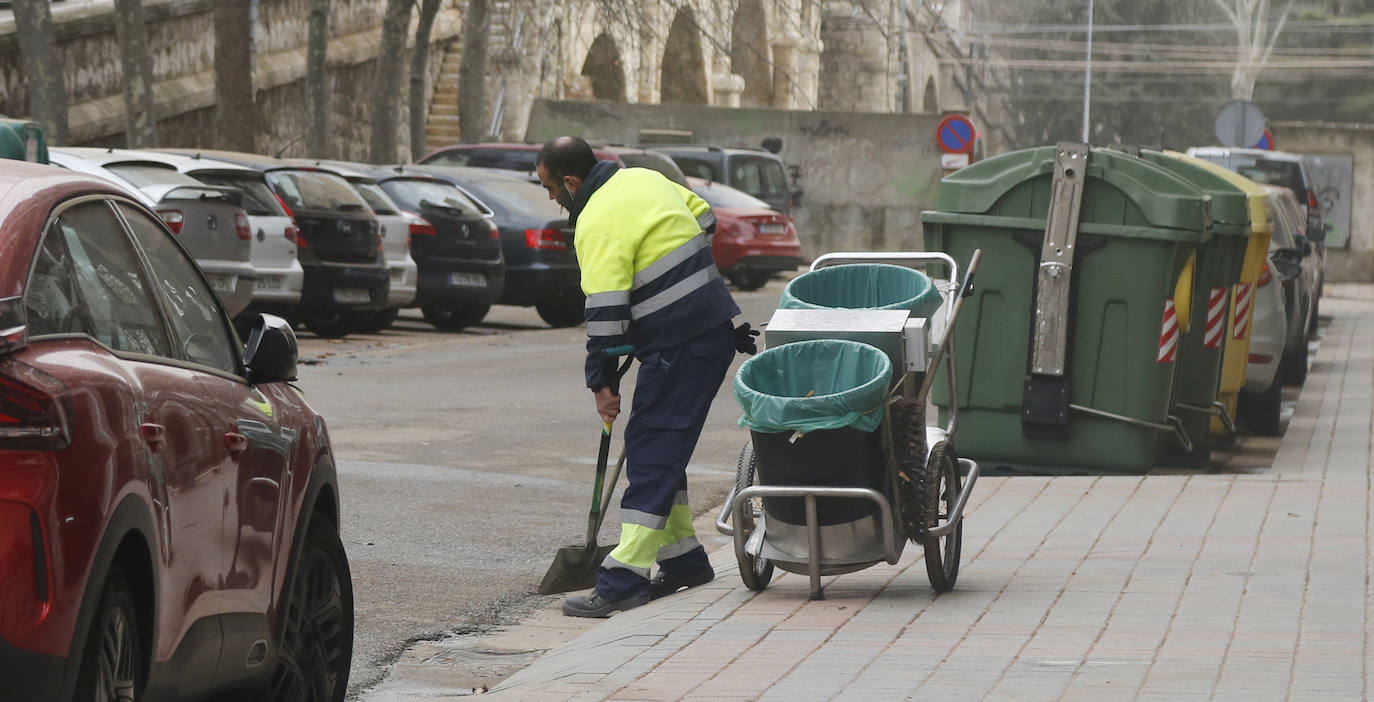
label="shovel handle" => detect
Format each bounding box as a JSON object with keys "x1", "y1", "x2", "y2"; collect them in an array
[{"x1": 587, "y1": 347, "x2": 635, "y2": 542}]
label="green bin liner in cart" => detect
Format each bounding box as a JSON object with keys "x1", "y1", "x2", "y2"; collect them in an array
[
  {"x1": 780, "y1": 263, "x2": 942, "y2": 318},
  {"x1": 734, "y1": 339, "x2": 893, "y2": 434}
]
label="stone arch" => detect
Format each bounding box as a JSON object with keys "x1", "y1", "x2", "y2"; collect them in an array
[
  {"x1": 922, "y1": 76, "x2": 937, "y2": 112},
  {"x1": 730, "y1": 0, "x2": 772, "y2": 107},
  {"x1": 660, "y1": 7, "x2": 709, "y2": 105},
  {"x1": 582, "y1": 33, "x2": 626, "y2": 101}
]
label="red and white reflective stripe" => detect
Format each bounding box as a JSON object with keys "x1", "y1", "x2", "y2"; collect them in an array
[
  {"x1": 1203, "y1": 287, "x2": 1227, "y2": 349},
  {"x1": 1158, "y1": 298, "x2": 1179, "y2": 363},
  {"x1": 1232, "y1": 282, "x2": 1254, "y2": 339}
]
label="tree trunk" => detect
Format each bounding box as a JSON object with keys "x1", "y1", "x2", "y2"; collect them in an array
[
  {"x1": 113, "y1": 0, "x2": 158, "y2": 147},
  {"x1": 11, "y1": 0, "x2": 68, "y2": 144},
  {"x1": 306, "y1": 0, "x2": 332, "y2": 158},
  {"x1": 368, "y1": 0, "x2": 415, "y2": 163},
  {"x1": 457, "y1": 0, "x2": 490, "y2": 143},
  {"x1": 409, "y1": 0, "x2": 444, "y2": 161},
  {"x1": 213, "y1": 0, "x2": 256, "y2": 152}
]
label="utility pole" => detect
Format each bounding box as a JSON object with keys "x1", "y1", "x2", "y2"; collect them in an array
[{"x1": 1081, "y1": 0, "x2": 1093, "y2": 143}]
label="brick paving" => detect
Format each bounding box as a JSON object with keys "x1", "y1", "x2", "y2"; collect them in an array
[{"x1": 471, "y1": 284, "x2": 1374, "y2": 702}]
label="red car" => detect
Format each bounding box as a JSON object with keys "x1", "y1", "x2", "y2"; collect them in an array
[
  {"x1": 0, "y1": 162, "x2": 352, "y2": 701},
  {"x1": 687, "y1": 177, "x2": 803, "y2": 291}
]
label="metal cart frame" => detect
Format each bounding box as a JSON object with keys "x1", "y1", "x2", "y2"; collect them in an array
[{"x1": 717, "y1": 250, "x2": 983, "y2": 600}]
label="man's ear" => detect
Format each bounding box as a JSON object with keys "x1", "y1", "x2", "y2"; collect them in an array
[{"x1": 563, "y1": 175, "x2": 582, "y2": 193}]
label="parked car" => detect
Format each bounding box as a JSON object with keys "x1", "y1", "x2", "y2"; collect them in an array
[
  {"x1": 148, "y1": 153, "x2": 308, "y2": 326},
  {"x1": 306, "y1": 162, "x2": 507, "y2": 332},
  {"x1": 0, "y1": 162, "x2": 353, "y2": 701},
  {"x1": 1187, "y1": 145, "x2": 1327, "y2": 326},
  {"x1": 1237, "y1": 256, "x2": 1288, "y2": 435},
  {"x1": 48, "y1": 147, "x2": 258, "y2": 318},
  {"x1": 686, "y1": 176, "x2": 802, "y2": 291},
  {"x1": 649, "y1": 144, "x2": 801, "y2": 214},
  {"x1": 404, "y1": 164, "x2": 585, "y2": 327},
  {"x1": 416, "y1": 142, "x2": 690, "y2": 185},
  {"x1": 291, "y1": 161, "x2": 421, "y2": 333},
  {"x1": 158, "y1": 150, "x2": 392, "y2": 339},
  {"x1": 1261, "y1": 184, "x2": 1321, "y2": 386}
]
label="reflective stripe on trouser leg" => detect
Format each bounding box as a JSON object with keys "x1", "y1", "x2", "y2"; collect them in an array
[{"x1": 594, "y1": 323, "x2": 735, "y2": 600}]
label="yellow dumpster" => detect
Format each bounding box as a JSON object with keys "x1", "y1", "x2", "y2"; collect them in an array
[{"x1": 1167, "y1": 153, "x2": 1272, "y2": 434}]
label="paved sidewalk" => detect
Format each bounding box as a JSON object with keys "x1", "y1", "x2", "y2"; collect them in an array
[{"x1": 377, "y1": 284, "x2": 1374, "y2": 701}]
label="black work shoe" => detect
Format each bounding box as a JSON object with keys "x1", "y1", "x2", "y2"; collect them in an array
[
  {"x1": 650, "y1": 568, "x2": 715, "y2": 600},
  {"x1": 561, "y1": 591, "x2": 649, "y2": 618}
]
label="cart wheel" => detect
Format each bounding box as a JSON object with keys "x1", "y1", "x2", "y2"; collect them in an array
[
  {"x1": 922, "y1": 442, "x2": 963, "y2": 593},
  {"x1": 734, "y1": 442, "x2": 775, "y2": 591},
  {"x1": 890, "y1": 398, "x2": 929, "y2": 540}
]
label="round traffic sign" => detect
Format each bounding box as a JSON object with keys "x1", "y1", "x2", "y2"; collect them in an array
[
  {"x1": 937, "y1": 114, "x2": 976, "y2": 154},
  {"x1": 1214, "y1": 100, "x2": 1266, "y2": 148},
  {"x1": 1253, "y1": 128, "x2": 1275, "y2": 150}
]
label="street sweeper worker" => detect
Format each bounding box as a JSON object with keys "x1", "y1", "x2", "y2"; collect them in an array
[{"x1": 536, "y1": 136, "x2": 759, "y2": 618}]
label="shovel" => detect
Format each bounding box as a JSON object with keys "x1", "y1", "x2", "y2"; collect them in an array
[{"x1": 538, "y1": 346, "x2": 635, "y2": 595}]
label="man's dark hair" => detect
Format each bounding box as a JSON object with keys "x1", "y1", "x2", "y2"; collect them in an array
[{"x1": 537, "y1": 136, "x2": 597, "y2": 180}]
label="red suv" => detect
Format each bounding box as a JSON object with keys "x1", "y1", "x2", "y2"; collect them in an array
[{"x1": 0, "y1": 163, "x2": 353, "y2": 701}]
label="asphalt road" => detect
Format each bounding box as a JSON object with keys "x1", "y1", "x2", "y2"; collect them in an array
[{"x1": 291, "y1": 282, "x2": 783, "y2": 695}]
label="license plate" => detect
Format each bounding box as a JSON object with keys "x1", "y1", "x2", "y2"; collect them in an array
[
  {"x1": 757, "y1": 223, "x2": 786, "y2": 235},
  {"x1": 449, "y1": 272, "x2": 485, "y2": 287},
  {"x1": 255, "y1": 276, "x2": 283, "y2": 291},
  {"x1": 209, "y1": 274, "x2": 236, "y2": 293},
  {"x1": 334, "y1": 288, "x2": 371, "y2": 304}
]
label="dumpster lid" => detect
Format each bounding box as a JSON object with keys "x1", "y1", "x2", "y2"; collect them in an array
[
  {"x1": 1131, "y1": 149, "x2": 1250, "y2": 235},
  {"x1": 1162, "y1": 150, "x2": 1270, "y2": 236},
  {"x1": 933, "y1": 145, "x2": 1212, "y2": 236}
]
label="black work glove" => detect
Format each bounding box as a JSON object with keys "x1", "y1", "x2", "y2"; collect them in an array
[{"x1": 733, "y1": 322, "x2": 760, "y2": 355}]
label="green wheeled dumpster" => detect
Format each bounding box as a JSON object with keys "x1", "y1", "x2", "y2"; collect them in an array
[
  {"x1": 922, "y1": 143, "x2": 1212, "y2": 473},
  {"x1": 0, "y1": 117, "x2": 48, "y2": 164},
  {"x1": 1130, "y1": 149, "x2": 1252, "y2": 462},
  {"x1": 780, "y1": 263, "x2": 943, "y2": 319}
]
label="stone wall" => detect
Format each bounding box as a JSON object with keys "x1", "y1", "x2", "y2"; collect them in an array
[
  {"x1": 526, "y1": 99, "x2": 944, "y2": 257},
  {"x1": 1274, "y1": 120, "x2": 1374, "y2": 283},
  {"x1": 0, "y1": 0, "x2": 463, "y2": 159}
]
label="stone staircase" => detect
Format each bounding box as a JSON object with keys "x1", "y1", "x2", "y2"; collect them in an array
[{"x1": 423, "y1": 40, "x2": 463, "y2": 154}]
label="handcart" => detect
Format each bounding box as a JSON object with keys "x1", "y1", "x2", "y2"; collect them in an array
[{"x1": 716, "y1": 250, "x2": 982, "y2": 600}]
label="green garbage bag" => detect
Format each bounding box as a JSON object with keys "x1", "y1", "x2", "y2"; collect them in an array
[
  {"x1": 735, "y1": 339, "x2": 893, "y2": 434},
  {"x1": 780, "y1": 263, "x2": 942, "y2": 318}
]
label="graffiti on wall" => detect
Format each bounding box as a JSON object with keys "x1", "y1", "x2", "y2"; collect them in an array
[{"x1": 1305, "y1": 153, "x2": 1354, "y2": 250}]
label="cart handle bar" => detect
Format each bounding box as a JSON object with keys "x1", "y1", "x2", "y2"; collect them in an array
[
  {"x1": 810, "y1": 251, "x2": 959, "y2": 287},
  {"x1": 926, "y1": 459, "x2": 979, "y2": 538},
  {"x1": 731, "y1": 485, "x2": 901, "y2": 565}
]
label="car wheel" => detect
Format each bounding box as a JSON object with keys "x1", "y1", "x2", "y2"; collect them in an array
[
  {"x1": 1280, "y1": 343, "x2": 1308, "y2": 386},
  {"x1": 535, "y1": 298, "x2": 584, "y2": 328},
  {"x1": 1308, "y1": 297, "x2": 1320, "y2": 338},
  {"x1": 269, "y1": 515, "x2": 354, "y2": 702},
  {"x1": 302, "y1": 311, "x2": 359, "y2": 339},
  {"x1": 421, "y1": 303, "x2": 489, "y2": 332},
  {"x1": 729, "y1": 271, "x2": 771, "y2": 292},
  {"x1": 354, "y1": 307, "x2": 400, "y2": 335},
  {"x1": 74, "y1": 566, "x2": 142, "y2": 702},
  {"x1": 1239, "y1": 378, "x2": 1283, "y2": 437}
]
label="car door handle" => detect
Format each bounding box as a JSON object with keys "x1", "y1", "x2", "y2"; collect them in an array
[
  {"x1": 140, "y1": 423, "x2": 166, "y2": 450},
  {"x1": 224, "y1": 432, "x2": 249, "y2": 457}
]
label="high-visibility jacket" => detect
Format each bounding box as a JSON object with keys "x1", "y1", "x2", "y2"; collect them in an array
[{"x1": 573, "y1": 163, "x2": 739, "y2": 388}]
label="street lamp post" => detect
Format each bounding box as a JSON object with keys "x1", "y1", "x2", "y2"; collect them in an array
[{"x1": 1082, "y1": 0, "x2": 1094, "y2": 143}]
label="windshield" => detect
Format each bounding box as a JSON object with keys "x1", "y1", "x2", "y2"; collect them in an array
[
  {"x1": 379, "y1": 179, "x2": 486, "y2": 217},
  {"x1": 189, "y1": 172, "x2": 287, "y2": 217},
  {"x1": 456, "y1": 177, "x2": 564, "y2": 219},
  {"x1": 728, "y1": 156, "x2": 790, "y2": 200},
  {"x1": 423, "y1": 148, "x2": 538, "y2": 171},
  {"x1": 352, "y1": 181, "x2": 400, "y2": 216},
  {"x1": 105, "y1": 163, "x2": 205, "y2": 189},
  {"x1": 690, "y1": 179, "x2": 773, "y2": 210},
  {"x1": 1191, "y1": 154, "x2": 1305, "y2": 199},
  {"x1": 265, "y1": 169, "x2": 370, "y2": 212}
]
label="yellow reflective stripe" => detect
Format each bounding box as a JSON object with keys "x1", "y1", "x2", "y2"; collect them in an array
[
  {"x1": 631, "y1": 266, "x2": 721, "y2": 318},
  {"x1": 632, "y1": 233, "x2": 709, "y2": 289},
  {"x1": 606, "y1": 523, "x2": 664, "y2": 571}
]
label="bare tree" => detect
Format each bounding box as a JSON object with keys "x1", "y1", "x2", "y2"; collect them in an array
[
  {"x1": 409, "y1": 0, "x2": 445, "y2": 160},
  {"x1": 457, "y1": 0, "x2": 489, "y2": 143},
  {"x1": 213, "y1": 0, "x2": 256, "y2": 152},
  {"x1": 1210, "y1": 0, "x2": 1297, "y2": 99},
  {"x1": 368, "y1": 0, "x2": 415, "y2": 163},
  {"x1": 113, "y1": 0, "x2": 158, "y2": 147},
  {"x1": 306, "y1": 0, "x2": 332, "y2": 157},
  {"x1": 11, "y1": 0, "x2": 68, "y2": 143}
]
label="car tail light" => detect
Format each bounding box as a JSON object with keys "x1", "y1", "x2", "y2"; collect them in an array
[
  {"x1": 405, "y1": 212, "x2": 436, "y2": 237},
  {"x1": 284, "y1": 223, "x2": 305, "y2": 247},
  {"x1": 489, "y1": 221, "x2": 500, "y2": 240},
  {"x1": 157, "y1": 209, "x2": 184, "y2": 235},
  {"x1": 715, "y1": 218, "x2": 751, "y2": 240},
  {"x1": 1308, "y1": 189, "x2": 1319, "y2": 211},
  {"x1": 525, "y1": 228, "x2": 567, "y2": 251},
  {"x1": 1248, "y1": 353, "x2": 1274, "y2": 364},
  {"x1": 274, "y1": 192, "x2": 294, "y2": 219},
  {"x1": 235, "y1": 212, "x2": 252, "y2": 241},
  {"x1": 1257, "y1": 265, "x2": 1274, "y2": 288},
  {"x1": 0, "y1": 502, "x2": 51, "y2": 626},
  {"x1": 0, "y1": 359, "x2": 71, "y2": 451}
]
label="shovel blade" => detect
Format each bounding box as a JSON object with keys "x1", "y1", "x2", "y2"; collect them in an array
[{"x1": 537, "y1": 542, "x2": 617, "y2": 595}]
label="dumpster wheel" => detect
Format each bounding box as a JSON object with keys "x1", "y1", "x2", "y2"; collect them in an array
[
  {"x1": 890, "y1": 398, "x2": 929, "y2": 540},
  {"x1": 922, "y1": 441, "x2": 963, "y2": 593},
  {"x1": 734, "y1": 442, "x2": 775, "y2": 591}
]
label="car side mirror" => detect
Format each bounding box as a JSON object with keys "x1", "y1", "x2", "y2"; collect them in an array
[
  {"x1": 243, "y1": 314, "x2": 298, "y2": 384},
  {"x1": 1307, "y1": 223, "x2": 1327, "y2": 243},
  {"x1": 1270, "y1": 249, "x2": 1303, "y2": 279},
  {"x1": 1294, "y1": 234, "x2": 1313, "y2": 257}
]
